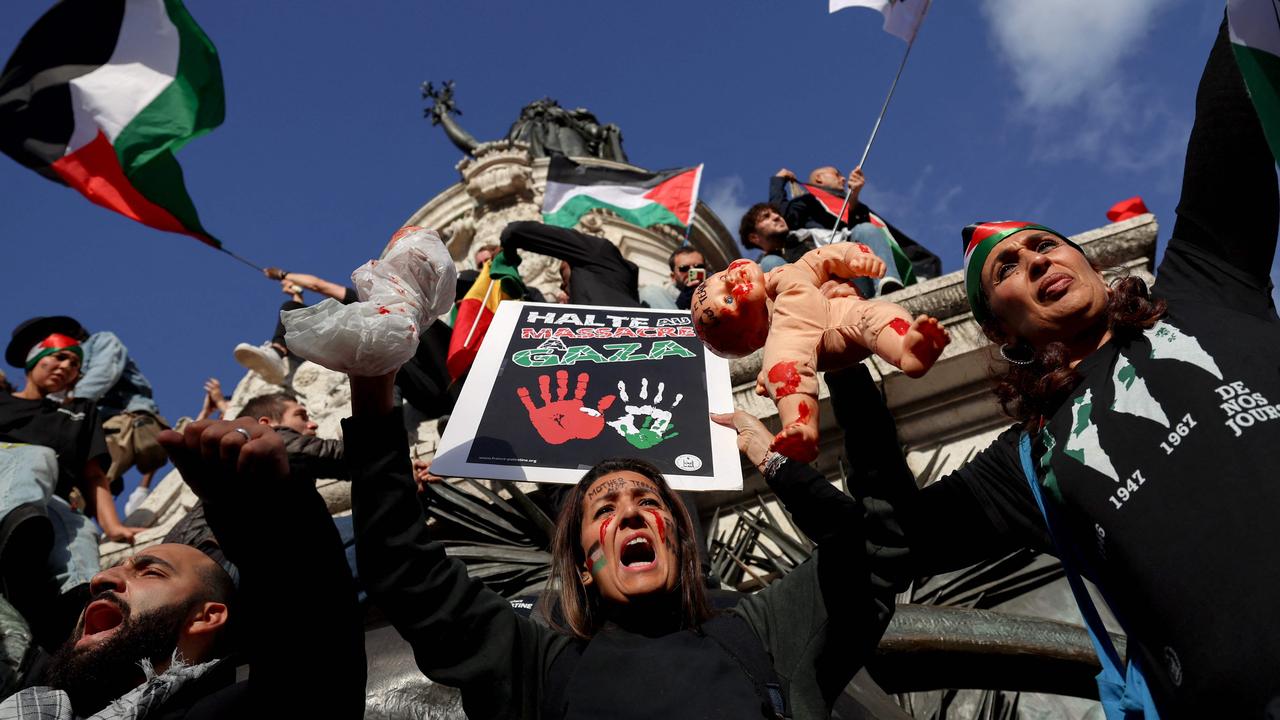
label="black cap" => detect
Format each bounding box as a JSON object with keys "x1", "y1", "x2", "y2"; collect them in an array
[{"x1": 6, "y1": 316, "x2": 84, "y2": 369}]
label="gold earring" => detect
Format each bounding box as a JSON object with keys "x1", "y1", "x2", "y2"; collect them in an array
[{"x1": 580, "y1": 571, "x2": 593, "y2": 586}]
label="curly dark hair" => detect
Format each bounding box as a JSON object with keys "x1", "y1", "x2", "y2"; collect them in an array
[
  {"x1": 542, "y1": 458, "x2": 711, "y2": 640},
  {"x1": 738, "y1": 202, "x2": 783, "y2": 249},
  {"x1": 987, "y1": 276, "x2": 1167, "y2": 427}
]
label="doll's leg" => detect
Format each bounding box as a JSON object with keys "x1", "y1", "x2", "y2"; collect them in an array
[
  {"x1": 771, "y1": 393, "x2": 820, "y2": 463},
  {"x1": 857, "y1": 302, "x2": 950, "y2": 378}
]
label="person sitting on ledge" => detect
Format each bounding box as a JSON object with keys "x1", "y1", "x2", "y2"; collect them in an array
[{"x1": 0, "y1": 316, "x2": 144, "y2": 650}]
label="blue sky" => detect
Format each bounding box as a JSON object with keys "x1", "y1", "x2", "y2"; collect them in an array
[{"x1": 0, "y1": 1, "x2": 1268, "y2": 509}]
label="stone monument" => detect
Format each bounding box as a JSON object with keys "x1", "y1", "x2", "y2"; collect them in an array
[{"x1": 100, "y1": 86, "x2": 1164, "y2": 718}]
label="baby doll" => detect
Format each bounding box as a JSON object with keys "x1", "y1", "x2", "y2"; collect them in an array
[{"x1": 691, "y1": 243, "x2": 950, "y2": 463}]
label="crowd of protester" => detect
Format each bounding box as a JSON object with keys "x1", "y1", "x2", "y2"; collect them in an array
[{"x1": 0, "y1": 20, "x2": 1275, "y2": 719}]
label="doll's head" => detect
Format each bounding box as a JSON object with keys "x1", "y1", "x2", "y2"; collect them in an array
[{"x1": 691, "y1": 259, "x2": 771, "y2": 359}]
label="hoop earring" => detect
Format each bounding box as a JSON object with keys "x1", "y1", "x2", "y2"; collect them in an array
[{"x1": 999, "y1": 342, "x2": 1035, "y2": 365}]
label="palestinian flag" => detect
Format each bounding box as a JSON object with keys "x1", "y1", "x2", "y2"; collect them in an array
[
  {"x1": 1228, "y1": 0, "x2": 1280, "y2": 165},
  {"x1": 0, "y1": 0, "x2": 224, "y2": 245},
  {"x1": 447, "y1": 253, "x2": 526, "y2": 380},
  {"x1": 542, "y1": 155, "x2": 703, "y2": 231},
  {"x1": 800, "y1": 182, "x2": 854, "y2": 226},
  {"x1": 865, "y1": 211, "x2": 916, "y2": 286}
]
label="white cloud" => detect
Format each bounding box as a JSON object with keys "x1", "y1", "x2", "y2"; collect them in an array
[
  {"x1": 982, "y1": 0, "x2": 1176, "y2": 110},
  {"x1": 704, "y1": 174, "x2": 748, "y2": 229},
  {"x1": 980, "y1": 0, "x2": 1188, "y2": 170},
  {"x1": 861, "y1": 164, "x2": 964, "y2": 238},
  {"x1": 702, "y1": 174, "x2": 760, "y2": 257}
]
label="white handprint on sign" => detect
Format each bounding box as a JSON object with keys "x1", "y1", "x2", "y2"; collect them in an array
[{"x1": 607, "y1": 378, "x2": 683, "y2": 450}]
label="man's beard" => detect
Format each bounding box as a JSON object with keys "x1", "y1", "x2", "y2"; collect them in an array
[{"x1": 43, "y1": 597, "x2": 193, "y2": 716}]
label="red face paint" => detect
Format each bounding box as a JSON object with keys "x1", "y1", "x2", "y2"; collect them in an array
[
  {"x1": 767, "y1": 361, "x2": 802, "y2": 397},
  {"x1": 645, "y1": 509, "x2": 667, "y2": 544},
  {"x1": 796, "y1": 402, "x2": 811, "y2": 423},
  {"x1": 599, "y1": 516, "x2": 612, "y2": 551},
  {"x1": 888, "y1": 318, "x2": 910, "y2": 336}
]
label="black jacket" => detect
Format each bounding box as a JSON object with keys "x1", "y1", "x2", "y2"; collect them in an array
[
  {"x1": 500, "y1": 221, "x2": 640, "y2": 307},
  {"x1": 275, "y1": 427, "x2": 345, "y2": 483},
  {"x1": 348, "y1": 407, "x2": 898, "y2": 719},
  {"x1": 153, "y1": 433, "x2": 366, "y2": 718}
]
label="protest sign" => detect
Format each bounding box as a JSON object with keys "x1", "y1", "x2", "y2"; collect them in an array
[{"x1": 432, "y1": 302, "x2": 742, "y2": 491}]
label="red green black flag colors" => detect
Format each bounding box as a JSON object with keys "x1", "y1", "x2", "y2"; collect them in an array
[
  {"x1": 542, "y1": 155, "x2": 703, "y2": 231},
  {"x1": 0, "y1": 0, "x2": 224, "y2": 245}
]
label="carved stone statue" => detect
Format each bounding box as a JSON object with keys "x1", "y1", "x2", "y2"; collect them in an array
[{"x1": 423, "y1": 81, "x2": 627, "y2": 162}]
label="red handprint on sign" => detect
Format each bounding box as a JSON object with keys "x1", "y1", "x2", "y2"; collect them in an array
[{"x1": 517, "y1": 371, "x2": 616, "y2": 445}]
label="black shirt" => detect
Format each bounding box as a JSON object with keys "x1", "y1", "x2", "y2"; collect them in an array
[
  {"x1": 499, "y1": 221, "x2": 641, "y2": 308},
  {"x1": 0, "y1": 394, "x2": 108, "y2": 499},
  {"x1": 837, "y1": 20, "x2": 1280, "y2": 716}
]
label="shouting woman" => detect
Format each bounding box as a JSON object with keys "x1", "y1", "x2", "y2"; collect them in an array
[{"x1": 346, "y1": 366, "x2": 903, "y2": 719}]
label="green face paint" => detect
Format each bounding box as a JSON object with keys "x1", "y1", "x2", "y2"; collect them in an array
[{"x1": 588, "y1": 542, "x2": 607, "y2": 574}]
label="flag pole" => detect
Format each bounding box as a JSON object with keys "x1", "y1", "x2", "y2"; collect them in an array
[
  {"x1": 830, "y1": 0, "x2": 932, "y2": 231},
  {"x1": 681, "y1": 164, "x2": 705, "y2": 246},
  {"x1": 217, "y1": 245, "x2": 269, "y2": 274}
]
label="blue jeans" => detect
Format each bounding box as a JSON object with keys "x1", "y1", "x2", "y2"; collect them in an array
[
  {"x1": 0, "y1": 444, "x2": 100, "y2": 593},
  {"x1": 848, "y1": 222, "x2": 903, "y2": 298}
]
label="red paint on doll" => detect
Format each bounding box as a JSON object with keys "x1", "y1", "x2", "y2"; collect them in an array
[
  {"x1": 767, "y1": 361, "x2": 802, "y2": 396},
  {"x1": 377, "y1": 306, "x2": 390, "y2": 315},
  {"x1": 856, "y1": 243, "x2": 871, "y2": 254},
  {"x1": 645, "y1": 509, "x2": 667, "y2": 544},
  {"x1": 731, "y1": 282, "x2": 753, "y2": 300},
  {"x1": 728, "y1": 259, "x2": 753, "y2": 270},
  {"x1": 796, "y1": 402, "x2": 811, "y2": 423},
  {"x1": 889, "y1": 318, "x2": 910, "y2": 336}
]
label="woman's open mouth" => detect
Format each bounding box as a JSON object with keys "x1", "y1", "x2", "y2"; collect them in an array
[
  {"x1": 619, "y1": 534, "x2": 658, "y2": 572},
  {"x1": 76, "y1": 598, "x2": 126, "y2": 649}
]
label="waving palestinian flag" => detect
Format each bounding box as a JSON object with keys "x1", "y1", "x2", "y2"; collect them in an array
[
  {"x1": 800, "y1": 182, "x2": 854, "y2": 225},
  {"x1": 0, "y1": 0, "x2": 224, "y2": 245},
  {"x1": 1229, "y1": 0, "x2": 1280, "y2": 165},
  {"x1": 542, "y1": 156, "x2": 703, "y2": 231}
]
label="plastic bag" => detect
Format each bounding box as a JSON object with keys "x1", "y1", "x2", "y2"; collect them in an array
[{"x1": 283, "y1": 227, "x2": 458, "y2": 376}]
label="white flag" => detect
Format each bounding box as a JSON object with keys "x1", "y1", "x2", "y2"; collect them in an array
[{"x1": 830, "y1": 0, "x2": 929, "y2": 43}]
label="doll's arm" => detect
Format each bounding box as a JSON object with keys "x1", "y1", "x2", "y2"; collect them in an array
[{"x1": 797, "y1": 243, "x2": 887, "y2": 285}]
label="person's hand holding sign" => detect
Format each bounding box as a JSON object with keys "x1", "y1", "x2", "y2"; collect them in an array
[{"x1": 517, "y1": 370, "x2": 616, "y2": 445}]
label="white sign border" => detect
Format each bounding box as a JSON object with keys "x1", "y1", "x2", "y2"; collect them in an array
[{"x1": 432, "y1": 301, "x2": 743, "y2": 492}]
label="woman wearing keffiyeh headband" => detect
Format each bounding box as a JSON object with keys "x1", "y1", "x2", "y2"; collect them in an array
[
  {"x1": 831, "y1": 20, "x2": 1280, "y2": 715},
  {"x1": 22, "y1": 333, "x2": 83, "y2": 390},
  {"x1": 0, "y1": 316, "x2": 144, "y2": 656}
]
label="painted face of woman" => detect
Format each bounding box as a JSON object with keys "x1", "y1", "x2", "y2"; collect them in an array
[
  {"x1": 28, "y1": 350, "x2": 81, "y2": 395},
  {"x1": 578, "y1": 471, "x2": 680, "y2": 604},
  {"x1": 981, "y1": 229, "x2": 1111, "y2": 348}
]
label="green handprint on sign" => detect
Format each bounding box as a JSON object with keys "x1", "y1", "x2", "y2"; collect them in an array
[
  {"x1": 607, "y1": 378, "x2": 683, "y2": 450},
  {"x1": 624, "y1": 415, "x2": 680, "y2": 449}
]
